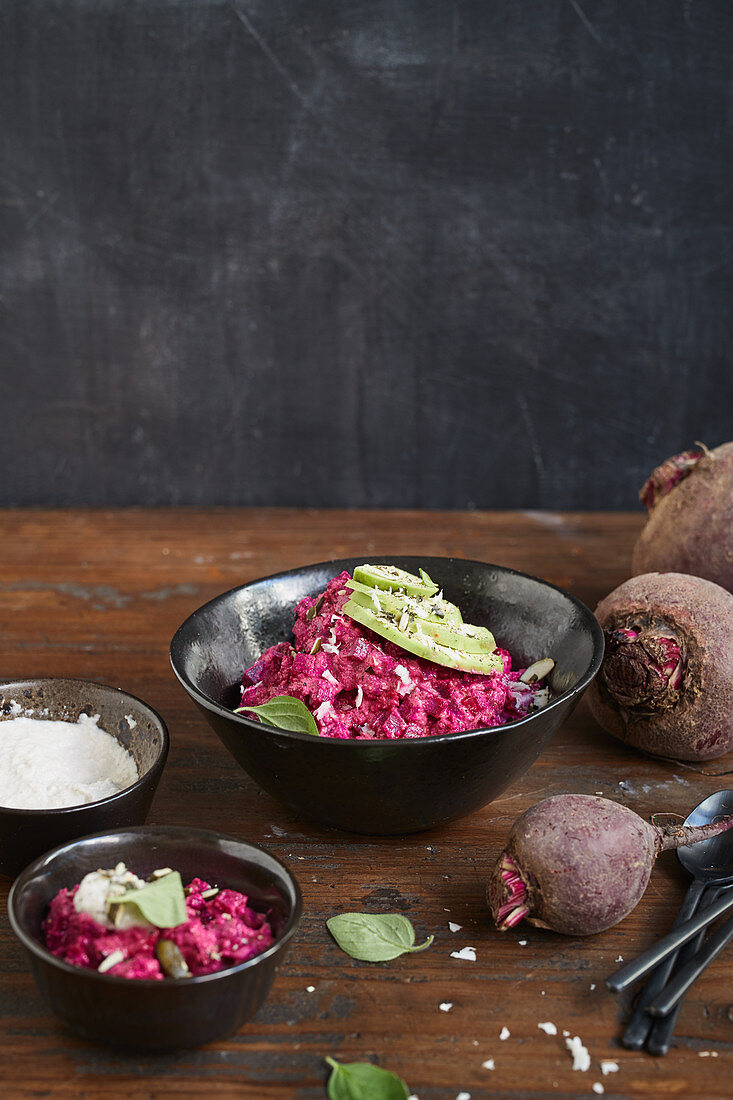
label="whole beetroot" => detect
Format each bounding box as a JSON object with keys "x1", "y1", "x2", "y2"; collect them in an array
[
  {"x1": 488, "y1": 793, "x2": 733, "y2": 936},
  {"x1": 587, "y1": 572, "x2": 733, "y2": 761},
  {"x1": 632, "y1": 442, "x2": 733, "y2": 593}
]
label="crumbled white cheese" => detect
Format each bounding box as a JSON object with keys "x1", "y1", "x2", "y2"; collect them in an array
[
  {"x1": 321, "y1": 643, "x2": 340, "y2": 655},
  {"x1": 74, "y1": 863, "x2": 147, "y2": 928},
  {"x1": 124, "y1": 714, "x2": 137, "y2": 728},
  {"x1": 0, "y1": 713, "x2": 138, "y2": 809},
  {"x1": 592, "y1": 1085, "x2": 604, "y2": 1095},
  {"x1": 448, "y1": 921, "x2": 462, "y2": 932},
  {"x1": 698, "y1": 1051, "x2": 719, "y2": 1057},
  {"x1": 306, "y1": 985, "x2": 315, "y2": 992},
  {"x1": 499, "y1": 1026, "x2": 510, "y2": 1040},
  {"x1": 615, "y1": 955, "x2": 624, "y2": 962},
  {"x1": 600, "y1": 1062, "x2": 619, "y2": 1074},
  {"x1": 321, "y1": 670, "x2": 339, "y2": 686},
  {"x1": 565, "y1": 1035, "x2": 591, "y2": 1071},
  {"x1": 439, "y1": 1002, "x2": 453, "y2": 1012},
  {"x1": 538, "y1": 1022, "x2": 557, "y2": 1035},
  {"x1": 355, "y1": 686, "x2": 363, "y2": 708},
  {"x1": 451, "y1": 946, "x2": 476, "y2": 961},
  {"x1": 518, "y1": 939, "x2": 527, "y2": 946},
  {"x1": 314, "y1": 701, "x2": 333, "y2": 722},
  {"x1": 455, "y1": 1093, "x2": 471, "y2": 1100},
  {"x1": 532, "y1": 686, "x2": 551, "y2": 709},
  {"x1": 482, "y1": 1059, "x2": 495, "y2": 1070},
  {"x1": 590, "y1": 983, "x2": 596, "y2": 991}
]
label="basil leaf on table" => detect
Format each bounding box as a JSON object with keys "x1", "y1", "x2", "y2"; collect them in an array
[
  {"x1": 234, "y1": 695, "x2": 319, "y2": 736},
  {"x1": 109, "y1": 871, "x2": 188, "y2": 929},
  {"x1": 326, "y1": 912, "x2": 434, "y2": 962},
  {"x1": 325, "y1": 1057, "x2": 409, "y2": 1100}
]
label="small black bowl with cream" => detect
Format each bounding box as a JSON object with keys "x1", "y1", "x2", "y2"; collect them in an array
[{"x1": 0, "y1": 678, "x2": 168, "y2": 876}]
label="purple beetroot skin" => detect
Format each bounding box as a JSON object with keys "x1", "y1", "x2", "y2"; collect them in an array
[
  {"x1": 587, "y1": 572, "x2": 733, "y2": 761},
  {"x1": 488, "y1": 794, "x2": 733, "y2": 936},
  {"x1": 632, "y1": 442, "x2": 733, "y2": 593}
]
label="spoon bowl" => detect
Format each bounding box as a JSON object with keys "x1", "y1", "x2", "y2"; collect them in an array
[{"x1": 677, "y1": 789, "x2": 733, "y2": 883}]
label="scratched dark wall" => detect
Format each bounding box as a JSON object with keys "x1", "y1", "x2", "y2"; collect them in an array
[{"x1": 1, "y1": 1, "x2": 731, "y2": 508}]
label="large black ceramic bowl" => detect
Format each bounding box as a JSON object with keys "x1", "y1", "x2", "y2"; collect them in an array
[
  {"x1": 0, "y1": 679, "x2": 168, "y2": 876},
  {"x1": 170, "y1": 556, "x2": 604, "y2": 834},
  {"x1": 8, "y1": 825, "x2": 302, "y2": 1050}
]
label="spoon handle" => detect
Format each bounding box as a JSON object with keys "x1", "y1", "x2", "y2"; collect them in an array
[
  {"x1": 647, "y1": 907, "x2": 733, "y2": 1017},
  {"x1": 647, "y1": 885, "x2": 731, "y2": 1054},
  {"x1": 606, "y1": 890, "x2": 733, "y2": 993},
  {"x1": 620, "y1": 879, "x2": 706, "y2": 1050}
]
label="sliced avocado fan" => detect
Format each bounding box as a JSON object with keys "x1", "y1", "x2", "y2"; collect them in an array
[{"x1": 343, "y1": 565, "x2": 502, "y2": 675}]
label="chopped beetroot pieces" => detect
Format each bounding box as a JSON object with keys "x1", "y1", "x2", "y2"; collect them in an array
[
  {"x1": 43, "y1": 878, "x2": 274, "y2": 980},
  {"x1": 239, "y1": 571, "x2": 545, "y2": 740}
]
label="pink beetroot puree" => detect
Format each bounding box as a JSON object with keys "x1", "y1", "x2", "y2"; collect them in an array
[
  {"x1": 240, "y1": 571, "x2": 540, "y2": 740},
  {"x1": 43, "y1": 878, "x2": 274, "y2": 980}
]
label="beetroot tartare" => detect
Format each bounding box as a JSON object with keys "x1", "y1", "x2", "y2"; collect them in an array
[
  {"x1": 239, "y1": 570, "x2": 551, "y2": 740},
  {"x1": 43, "y1": 864, "x2": 274, "y2": 980}
]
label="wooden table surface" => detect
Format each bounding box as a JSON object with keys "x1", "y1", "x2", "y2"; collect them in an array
[{"x1": 1, "y1": 509, "x2": 731, "y2": 1100}]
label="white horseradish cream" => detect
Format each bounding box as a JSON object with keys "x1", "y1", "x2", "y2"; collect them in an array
[{"x1": 0, "y1": 711, "x2": 138, "y2": 809}]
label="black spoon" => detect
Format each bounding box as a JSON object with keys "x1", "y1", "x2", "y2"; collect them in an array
[{"x1": 620, "y1": 789, "x2": 733, "y2": 1051}]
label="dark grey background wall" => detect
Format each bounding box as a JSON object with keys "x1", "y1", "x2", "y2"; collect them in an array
[{"x1": 1, "y1": 1, "x2": 731, "y2": 508}]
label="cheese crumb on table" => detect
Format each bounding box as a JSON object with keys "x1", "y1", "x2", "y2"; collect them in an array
[
  {"x1": 565, "y1": 1035, "x2": 591, "y2": 1071},
  {"x1": 600, "y1": 1061, "x2": 619, "y2": 1074},
  {"x1": 482, "y1": 1059, "x2": 495, "y2": 1070},
  {"x1": 439, "y1": 1002, "x2": 453, "y2": 1012},
  {"x1": 499, "y1": 1026, "x2": 510, "y2": 1040},
  {"x1": 538, "y1": 1021, "x2": 557, "y2": 1035},
  {"x1": 451, "y1": 946, "x2": 476, "y2": 961}
]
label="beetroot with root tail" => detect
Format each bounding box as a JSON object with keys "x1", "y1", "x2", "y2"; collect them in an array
[
  {"x1": 587, "y1": 572, "x2": 733, "y2": 761},
  {"x1": 488, "y1": 794, "x2": 733, "y2": 936},
  {"x1": 632, "y1": 441, "x2": 733, "y2": 593}
]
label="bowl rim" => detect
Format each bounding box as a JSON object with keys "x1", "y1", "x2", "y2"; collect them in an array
[
  {"x1": 0, "y1": 677, "x2": 169, "y2": 817},
  {"x1": 7, "y1": 823, "x2": 303, "y2": 987},
  {"x1": 170, "y1": 554, "x2": 605, "y2": 747}
]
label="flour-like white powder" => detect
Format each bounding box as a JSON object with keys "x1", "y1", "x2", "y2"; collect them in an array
[{"x1": 0, "y1": 713, "x2": 138, "y2": 809}]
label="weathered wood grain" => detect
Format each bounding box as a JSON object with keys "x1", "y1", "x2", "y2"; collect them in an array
[{"x1": 1, "y1": 509, "x2": 731, "y2": 1099}]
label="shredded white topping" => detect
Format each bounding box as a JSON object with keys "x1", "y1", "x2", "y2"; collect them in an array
[
  {"x1": 355, "y1": 686, "x2": 363, "y2": 708},
  {"x1": 321, "y1": 670, "x2": 339, "y2": 686}
]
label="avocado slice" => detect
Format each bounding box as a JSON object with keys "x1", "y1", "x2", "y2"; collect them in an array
[
  {"x1": 345, "y1": 579, "x2": 463, "y2": 625},
  {"x1": 352, "y1": 563, "x2": 439, "y2": 598},
  {"x1": 409, "y1": 616, "x2": 496, "y2": 655},
  {"x1": 342, "y1": 598, "x2": 504, "y2": 675}
]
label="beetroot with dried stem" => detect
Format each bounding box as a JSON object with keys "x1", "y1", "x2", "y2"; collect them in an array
[
  {"x1": 587, "y1": 572, "x2": 733, "y2": 761},
  {"x1": 488, "y1": 794, "x2": 733, "y2": 936},
  {"x1": 632, "y1": 441, "x2": 733, "y2": 593}
]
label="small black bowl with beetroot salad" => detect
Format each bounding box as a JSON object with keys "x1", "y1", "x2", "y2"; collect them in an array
[
  {"x1": 171, "y1": 557, "x2": 604, "y2": 834},
  {"x1": 8, "y1": 825, "x2": 302, "y2": 1050}
]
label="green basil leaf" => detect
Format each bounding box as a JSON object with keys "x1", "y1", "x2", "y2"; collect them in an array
[
  {"x1": 234, "y1": 695, "x2": 319, "y2": 736},
  {"x1": 325, "y1": 1057, "x2": 409, "y2": 1100},
  {"x1": 326, "y1": 913, "x2": 434, "y2": 962},
  {"x1": 109, "y1": 871, "x2": 188, "y2": 929}
]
